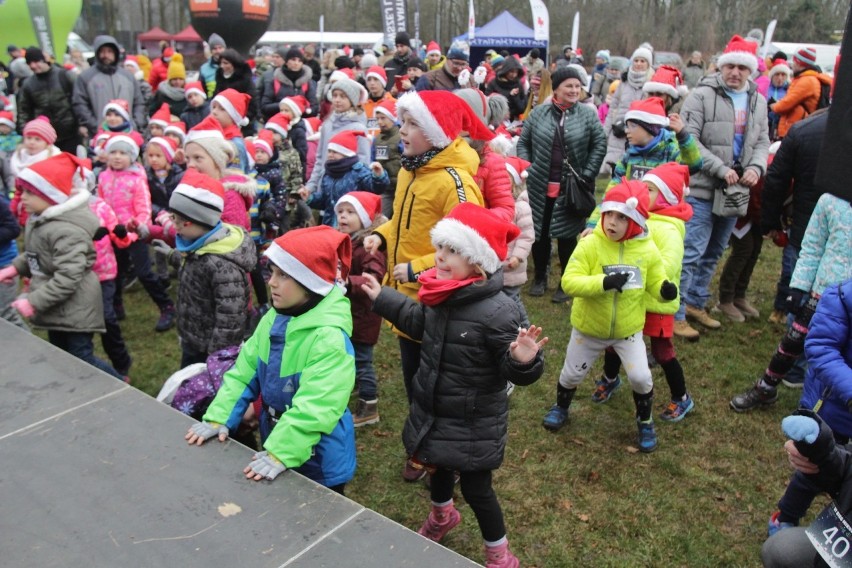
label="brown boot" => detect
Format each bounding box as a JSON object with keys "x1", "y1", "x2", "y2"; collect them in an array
[
  {"x1": 768, "y1": 309, "x2": 786, "y2": 324},
  {"x1": 685, "y1": 304, "x2": 721, "y2": 329},
  {"x1": 734, "y1": 297, "x2": 761, "y2": 319},
  {"x1": 673, "y1": 320, "x2": 700, "y2": 341},
  {"x1": 716, "y1": 302, "x2": 745, "y2": 322},
  {"x1": 353, "y1": 399, "x2": 379, "y2": 427}
]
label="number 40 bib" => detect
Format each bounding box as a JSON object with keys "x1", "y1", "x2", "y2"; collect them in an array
[{"x1": 807, "y1": 501, "x2": 852, "y2": 567}]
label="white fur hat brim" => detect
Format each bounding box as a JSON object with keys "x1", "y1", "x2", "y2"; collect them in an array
[
  {"x1": 642, "y1": 81, "x2": 689, "y2": 99},
  {"x1": 624, "y1": 109, "x2": 669, "y2": 127},
  {"x1": 430, "y1": 218, "x2": 501, "y2": 274},
  {"x1": 717, "y1": 51, "x2": 757, "y2": 73},
  {"x1": 601, "y1": 199, "x2": 647, "y2": 229},
  {"x1": 396, "y1": 91, "x2": 451, "y2": 148}
]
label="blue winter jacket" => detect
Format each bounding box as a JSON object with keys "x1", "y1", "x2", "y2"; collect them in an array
[{"x1": 309, "y1": 160, "x2": 388, "y2": 227}]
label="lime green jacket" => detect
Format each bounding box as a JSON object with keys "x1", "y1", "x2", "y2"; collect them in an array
[{"x1": 644, "y1": 213, "x2": 685, "y2": 315}]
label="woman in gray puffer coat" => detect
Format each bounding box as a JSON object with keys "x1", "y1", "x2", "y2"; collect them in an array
[{"x1": 602, "y1": 46, "x2": 655, "y2": 171}]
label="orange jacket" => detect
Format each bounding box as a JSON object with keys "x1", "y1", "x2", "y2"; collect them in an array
[
  {"x1": 363, "y1": 91, "x2": 396, "y2": 138},
  {"x1": 771, "y1": 69, "x2": 832, "y2": 138}
]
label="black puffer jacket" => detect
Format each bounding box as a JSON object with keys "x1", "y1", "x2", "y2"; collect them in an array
[
  {"x1": 177, "y1": 224, "x2": 256, "y2": 354},
  {"x1": 373, "y1": 272, "x2": 544, "y2": 471},
  {"x1": 213, "y1": 63, "x2": 259, "y2": 136},
  {"x1": 16, "y1": 66, "x2": 78, "y2": 144},
  {"x1": 485, "y1": 56, "x2": 527, "y2": 121}
]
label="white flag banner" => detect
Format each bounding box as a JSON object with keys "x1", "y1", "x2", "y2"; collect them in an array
[
  {"x1": 468, "y1": 0, "x2": 476, "y2": 40},
  {"x1": 530, "y1": 0, "x2": 549, "y2": 42}
]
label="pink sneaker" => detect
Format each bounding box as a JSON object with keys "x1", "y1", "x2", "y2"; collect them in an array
[
  {"x1": 485, "y1": 540, "x2": 520, "y2": 568},
  {"x1": 417, "y1": 503, "x2": 461, "y2": 542}
]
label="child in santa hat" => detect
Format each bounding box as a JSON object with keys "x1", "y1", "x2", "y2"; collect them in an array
[
  {"x1": 0, "y1": 153, "x2": 123, "y2": 380},
  {"x1": 186, "y1": 225, "x2": 356, "y2": 494},
  {"x1": 141, "y1": 135, "x2": 185, "y2": 283},
  {"x1": 642, "y1": 64, "x2": 690, "y2": 114},
  {"x1": 502, "y1": 156, "x2": 535, "y2": 329},
  {"x1": 0, "y1": 110, "x2": 21, "y2": 192},
  {"x1": 278, "y1": 95, "x2": 310, "y2": 171},
  {"x1": 8, "y1": 116, "x2": 61, "y2": 225},
  {"x1": 369, "y1": 98, "x2": 402, "y2": 218},
  {"x1": 543, "y1": 179, "x2": 678, "y2": 453},
  {"x1": 98, "y1": 131, "x2": 177, "y2": 331},
  {"x1": 596, "y1": 163, "x2": 696, "y2": 422},
  {"x1": 147, "y1": 102, "x2": 172, "y2": 139},
  {"x1": 334, "y1": 191, "x2": 387, "y2": 426},
  {"x1": 252, "y1": 130, "x2": 286, "y2": 236},
  {"x1": 180, "y1": 81, "x2": 211, "y2": 131},
  {"x1": 362, "y1": 202, "x2": 547, "y2": 568},
  {"x1": 264, "y1": 113, "x2": 304, "y2": 197},
  {"x1": 306, "y1": 129, "x2": 388, "y2": 227},
  {"x1": 363, "y1": 65, "x2": 395, "y2": 139},
  {"x1": 210, "y1": 88, "x2": 252, "y2": 172},
  {"x1": 99, "y1": 99, "x2": 135, "y2": 135}
]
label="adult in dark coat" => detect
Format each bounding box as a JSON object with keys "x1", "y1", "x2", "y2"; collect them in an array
[
  {"x1": 258, "y1": 48, "x2": 317, "y2": 122},
  {"x1": 383, "y1": 32, "x2": 414, "y2": 87},
  {"x1": 213, "y1": 49, "x2": 259, "y2": 136},
  {"x1": 484, "y1": 56, "x2": 527, "y2": 121}
]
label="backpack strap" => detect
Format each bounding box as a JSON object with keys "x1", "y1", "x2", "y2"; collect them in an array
[{"x1": 444, "y1": 167, "x2": 466, "y2": 203}]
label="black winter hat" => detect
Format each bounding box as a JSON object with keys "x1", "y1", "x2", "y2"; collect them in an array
[
  {"x1": 25, "y1": 47, "x2": 46, "y2": 64},
  {"x1": 395, "y1": 32, "x2": 411, "y2": 48},
  {"x1": 334, "y1": 55, "x2": 355, "y2": 69},
  {"x1": 551, "y1": 66, "x2": 584, "y2": 89},
  {"x1": 284, "y1": 47, "x2": 304, "y2": 62}
]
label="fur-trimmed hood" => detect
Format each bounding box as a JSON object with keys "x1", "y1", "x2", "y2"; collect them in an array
[{"x1": 33, "y1": 189, "x2": 92, "y2": 222}]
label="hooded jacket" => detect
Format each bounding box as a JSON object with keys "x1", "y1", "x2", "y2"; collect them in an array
[
  {"x1": 16, "y1": 65, "x2": 78, "y2": 144},
  {"x1": 485, "y1": 56, "x2": 527, "y2": 120},
  {"x1": 305, "y1": 110, "x2": 369, "y2": 193},
  {"x1": 644, "y1": 212, "x2": 688, "y2": 315},
  {"x1": 347, "y1": 218, "x2": 388, "y2": 345},
  {"x1": 72, "y1": 35, "x2": 147, "y2": 133},
  {"x1": 790, "y1": 192, "x2": 852, "y2": 297},
  {"x1": 204, "y1": 288, "x2": 356, "y2": 488},
  {"x1": 771, "y1": 68, "x2": 833, "y2": 138},
  {"x1": 472, "y1": 145, "x2": 515, "y2": 222},
  {"x1": 176, "y1": 223, "x2": 256, "y2": 353},
  {"x1": 309, "y1": 160, "x2": 388, "y2": 227},
  {"x1": 259, "y1": 66, "x2": 317, "y2": 122},
  {"x1": 98, "y1": 164, "x2": 151, "y2": 227},
  {"x1": 12, "y1": 190, "x2": 104, "y2": 333}
]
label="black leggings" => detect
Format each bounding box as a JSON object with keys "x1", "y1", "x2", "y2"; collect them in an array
[
  {"x1": 531, "y1": 197, "x2": 578, "y2": 281},
  {"x1": 430, "y1": 468, "x2": 505, "y2": 542},
  {"x1": 763, "y1": 294, "x2": 820, "y2": 386}
]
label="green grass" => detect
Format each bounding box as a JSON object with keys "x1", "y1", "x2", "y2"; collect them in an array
[{"x1": 67, "y1": 242, "x2": 815, "y2": 568}]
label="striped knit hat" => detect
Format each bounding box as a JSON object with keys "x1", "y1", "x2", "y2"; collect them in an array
[
  {"x1": 169, "y1": 168, "x2": 225, "y2": 227},
  {"x1": 23, "y1": 116, "x2": 57, "y2": 144}
]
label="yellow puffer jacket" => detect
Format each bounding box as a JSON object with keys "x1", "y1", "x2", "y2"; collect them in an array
[
  {"x1": 562, "y1": 223, "x2": 667, "y2": 339},
  {"x1": 644, "y1": 213, "x2": 685, "y2": 315},
  {"x1": 374, "y1": 138, "x2": 482, "y2": 303}
]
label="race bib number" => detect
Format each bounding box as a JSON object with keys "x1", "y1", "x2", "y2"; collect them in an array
[
  {"x1": 602, "y1": 264, "x2": 643, "y2": 291},
  {"x1": 366, "y1": 117, "x2": 378, "y2": 131},
  {"x1": 629, "y1": 165, "x2": 653, "y2": 181},
  {"x1": 26, "y1": 251, "x2": 43, "y2": 276},
  {"x1": 806, "y1": 501, "x2": 852, "y2": 567},
  {"x1": 374, "y1": 144, "x2": 389, "y2": 160}
]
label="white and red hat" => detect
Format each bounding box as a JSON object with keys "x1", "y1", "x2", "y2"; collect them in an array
[
  {"x1": 185, "y1": 81, "x2": 207, "y2": 100},
  {"x1": 147, "y1": 136, "x2": 178, "y2": 163},
  {"x1": 164, "y1": 121, "x2": 187, "y2": 144},
  {"x1": 150, "y1": 103, "x2": 172, "y2": 129},
  {"x1": 327, "y1": 130, "x2": 365, "y2": 158},
  {"x1": 793, "y1": 46, "x2": 818, "y2": 69},
  {"x1": 504, "y1": 156, "x2": 530, "y2": 187},
  {"x1": 374, "y1": 98, "x2": 397, "y2": 122},
  {"x1": 16, "y1": 152, "x2": 90, "y2": 205},
  {"x1": 105, "y1": 131, "x2": 144, "y2": 160},
  {"x1": 169, "y1": 168, "x2": 226, "y2": 227},
  {"x1": 185, "y1": 115, "x2": 226, "y2": 144},
  {"x1": 305, "y1": 117, "x2": 321, "y2": 141},
  {"x1": 0, "y1": 110, "x2": 14, "y2": 130},
  {"x1": 264, "y1": 225, "x2": 352, "y2": 296},
  {"x1": 212, "y1": 88, "x2": 250, "y2": 127},
  {"x1": 396, "y1": 90, "x2": 494, "y2": 148},
  {"x1": 328, "y1": 68, "x2": 355, "y2": 83},
  {"x1": 430, "y1": 202, "x2": 520, "y2": 274},
  {"x1": 23, "y1": 116, "x2": 57, "y2": 145},
  {"x1": 103, "y1": 99, "x2": 131, "y2": 122},
  {"x1": 254, "y1": 129, "x2": 275, "y2": 156},
  {"x1": 335, "y1": 191, "x2": 382, "y2": 229},
  {"x1": 601, "y1": 179, "x2": 650, "y2": 240},
  {"x1": 624, "y1": 97, "x2": 670, "y2": 127},
  {"x1": 642, "y1": 162, "x2": 690, "y2": 205},
  {"x1": 124, "y1": 55, "x2": 140, "y2": 72},
  {"x1": 717, "y1": 34, "x2": 758, "y2": 73},
  {"x1": 365, "y1": 65, "x2": 388, "y2": 88},
  {"x1": 769, "y1": 58, "x2": 793, "y2": 79},
  {"x1": 426, "y1": 41, "x2": 441, "y2": 57},
  {"x1": 643, "y1": 65, "x2": 689, "y2": 99},
  {"x1": 264, "y1": 113, "x2": 291, "y2": 139},
  {"x1": 280, "y1": 95, "x2": 309, "y2": 120}
]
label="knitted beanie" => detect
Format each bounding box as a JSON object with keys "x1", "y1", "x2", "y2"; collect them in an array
[
  {"x1": 169, "y1": 168, "x2": 225, "y2": 227},
  {"x1": 167, "y1": 53, "x2": 186, "y2": 80},
  {"x1": 23, "y1": 116, "x2": 57, "y2": 144},
  {"x1": 329, "y1": 77, "x2": 368, "y2": 108},
  {"x1": 185, "y1": 115, "x2": 235, "y2": 174}
]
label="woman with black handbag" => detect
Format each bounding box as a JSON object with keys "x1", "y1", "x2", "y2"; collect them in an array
[{"x1": 517, "y1": 66, "x2": 607, "y2": 302}]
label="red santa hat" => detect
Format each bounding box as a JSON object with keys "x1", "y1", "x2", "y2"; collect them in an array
[
  {"x1": 365, "y1": 65, "x2": 388, "y2": 88},
  {"x1": 0, "y1": 94, "x2": 13, "y2": 112},
  {"x1": 328, "y1": 68, "x2": 355, "y2": 84},
  {"x1": 124, "y1": 55, "x2": 140, "y2": 71},
  {"x1": 305, "y1": 117, "x2": 321, "y2": 141},
  {"x1": 212, "y1": 88, "x2": 251, "y2": 127},
  {"x1": 149, "y1": 103, "x2": 172, "y2": 128},
  {"x1": 624, "y1": 97, "x2": 670, "y2": 128},
  {"x1": 396, "y1": 90, "x2": 495, "y2": 148},
  {"x1": 426, "y1": 41, "x2": 441, "y2": 56},
  {"x1": 254, "y1": 129, "x2": 275, "y2": 157},
  {"x1": 105, "y1": 131, "x2": 144, "y2": 160},
  {"x1": 23, "y1": 116, "x2": 57, "y2": 145},
  {"x1": 184, "y1": 81, "x2": 207, "y2": 100},
  {"x1": 280, "y1": 95, "x2": 309, "y2": 120},
  {"x1": 769, "y1": 59, "x2": 793, "y2": 79},
  {"x1": 327, "y1": 130, "x2": 365, "y2": 158},
  {"x1": 243, "y1": 137, "x2": 257, "y2": 170},
  {"x1": 335, "y1": 191, "x2": 382, "y2": 229},
  {"x1": 264, "y1": 113, "x2": 291, "y2": 139},
  {"x1": 430, "y1": 203, "x2": 520, "y2": 274},
  {"x1": 147, "y1": 136, "x2": 178, "y2": 163},
  {"x1": 717, "y1": 34, "x2": 758, "y2": 73},
  {"x1": 504, "y1": 156, "x2": 530, "y2": 187},
  {"x1": 0, "y1": 110, "x2": 14, "y2": 130},
  {"x1": 16, "y1": 152, "x2": 90, "y2": 205},
  {"x1": 169, "y1": 168, "x2": 226, "y2": 227},
  {"x1": 643, "y1": 65, "x2": 689, "y2": 99},
  {"x1": 164, "y1": 121, "x2": 187, "y2": 144},
  {"x1": 186, "y1": 115, "x2": 226, "y2": 144},
  {"x1": 374, "y1": 98, "x2": 397, "y2": 122},
  {"x1": 264, "y1": 225, "x2": 352, "y2": 296},
  {"x1": 103, "y1": 99, "x2": 131, "y2": 122},
  {"x1": 600, "y1": 179, "x2": 650, "y2": 241},
  {"x1": 642, "y1": 162, "x2": 690, "y2": 206}
]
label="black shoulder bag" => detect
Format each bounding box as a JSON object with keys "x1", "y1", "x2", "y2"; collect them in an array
[{"x1": 555, "y1": 114, "x2": 596, "y2": 218}]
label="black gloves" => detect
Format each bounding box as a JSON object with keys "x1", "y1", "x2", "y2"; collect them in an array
[
  {"x1": 112, "y1": 224, "x2": 128, "y2": 239},
  {"x1": 786, "y1": 289, "x2": 806, "y2": 316},
  {"x1": 259, "y1": 202, "x2": 279, "y2": 224},
  {"x1": 660, "y1": 281, "x2": 678, "y2": 301},
  {"x1": 603, "y1": 272, "x2": 630, "y2": 292},
  {"x1": 93, "y1": 227, "x2": 109, "y2": 241}
]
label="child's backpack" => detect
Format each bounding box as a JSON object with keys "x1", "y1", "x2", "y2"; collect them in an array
[
  {"x1": 157, "y1": 345, "x2": 241, "y2": 420},
  {"x1": 815, "y1": 81, "x2": 831, "y2": 111}
]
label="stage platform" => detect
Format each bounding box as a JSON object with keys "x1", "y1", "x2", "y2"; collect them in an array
[{"x1": 0, "y1": 321, "x2": 480, "y2": 567}]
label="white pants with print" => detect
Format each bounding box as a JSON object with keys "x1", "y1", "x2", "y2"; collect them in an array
[{"x1": 557, "y1": 328, "x2": 653, "y2": 395}]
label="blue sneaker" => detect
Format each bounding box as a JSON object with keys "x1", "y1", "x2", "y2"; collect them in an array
[
  {"x1": 591, "y1": 375, "x2": 621, "y2": 403},
  {"x1": 636, "y1": 419, "x2": 658, "y2": 452},
  {"x1": 767, "y1": 511, "x2": 796, "y2": 537},
  {"x1": 542, "y1": 405, "x2": 569, "y2": 431},
  {"x1": 660, "y1": 395, "x2": 695, "y2": 422}
]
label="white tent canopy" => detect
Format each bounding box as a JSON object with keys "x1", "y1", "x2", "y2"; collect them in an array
[{"x1": 257, "y1": 30, "x2": 383, "y2": 48}]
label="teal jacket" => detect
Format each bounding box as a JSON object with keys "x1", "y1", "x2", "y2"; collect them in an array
[
  {"x1": 204, "y1": 287, "x2": 356, "y2": 487},
  {"x1": 610, "y1": 129, "x2": 702, "y2": 186}
]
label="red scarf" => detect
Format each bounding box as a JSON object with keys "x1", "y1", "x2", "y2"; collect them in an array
[
  {"x1": 417, "y1": 268, "x2": 483, "y2": 306},
  {"x1": 222, "y1": 123, "x2": 243, "y2": 141},
  {"x1": 650, "y1": 193, "x2": 693, "y2": 222}
]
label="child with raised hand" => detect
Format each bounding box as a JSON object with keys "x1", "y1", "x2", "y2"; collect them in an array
[
  {"x1": 370, "y1": 98, "x2": 402, "y2": 218},
  {"x1": 209, "y1": 88, "x2": 252, "y2": 172},
  {"x1": 8, "y1": 116, "x2": 61, "y2": 225},
  {"x1": 180, "y1": 81, "x2": 210, "y2": 131},
  {"x1": 186, "y1": 226, "x2": 356, "y2": 493},
  {"x1": 335, "y1": 191, "x2": 387, "y2": 426},
  {"x1": 542, "y1": 179, "x2": 678, "y2": 453},
  {"x1": 306, "y1": 130, "x2": 388, "y2": 227},
  {"x1": 502, "y1": 156, "x2": 535, "y2": 329},
  {"x1": 596, "y1": 163, "x2": 695, "y2": 422},
  {"x1": 0, "y1": 153, "x2": 123, "y2": 380},
  {"x1": 361, "y1": 203, "x2": 547, "y2": 568}
]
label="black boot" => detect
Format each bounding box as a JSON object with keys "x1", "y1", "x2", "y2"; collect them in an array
[{"x1": 528, "y1": 278, "x2": 547, "y2": 297}]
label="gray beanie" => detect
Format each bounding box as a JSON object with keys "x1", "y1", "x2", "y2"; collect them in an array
[
  {"x1": 328, "y1": 78, "x2": 366, "y2": 108},
  {"x1": 185, "y1": 135, "x2": 235, "y2": 176},
  {"x1": 208, "y1": 34, "x2": 226, "y2": 49},
  {"x1": 454, "y1": 88, "x2": 508, "y2": 129}
]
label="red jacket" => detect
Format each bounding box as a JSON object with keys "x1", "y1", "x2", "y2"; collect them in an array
[
  {"x1": 148, "y1": 57, "x2": 169, "y2": 91},
  {"x1": 347, "y1": 230, "x2": 387, "y2": 345},
  {"x1": 472, "y1": 146, "x2": 515, "y2": 222}
]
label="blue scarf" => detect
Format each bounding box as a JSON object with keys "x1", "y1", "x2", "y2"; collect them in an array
[
  {"x1": 629, "y1": 129, "x2": 665, "y2": 154},
  {"x1": 176, "y1": 221, "x2": 223, "y2": 253}
]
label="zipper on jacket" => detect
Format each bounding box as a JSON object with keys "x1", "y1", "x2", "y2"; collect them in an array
[
  {"x1": 392, "y1": 172, "x2": 416, "y2": 289},
  {"x1": 405, "y1": 193, "x2": 416, "y2": 230},
  {"x1": 609, "y1": 242, "x2": 624, "y2": 339}
]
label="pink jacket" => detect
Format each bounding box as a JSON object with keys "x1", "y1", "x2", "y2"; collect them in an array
[
  {"x1": 502, "y1": 190, "x2": 534, "y2": 287},
  {"x1": 473, "y1": 147, "x2": 515, "y2": 222},
  {"x1": 89, "y1": 196, "x2": 134, "y2": 281},
  {"x1": 97, "y1": 165, "x2": 151, "y2": 227},
  {"x1": 220, "y1": 169, "x2": 257, "y2": 230}
]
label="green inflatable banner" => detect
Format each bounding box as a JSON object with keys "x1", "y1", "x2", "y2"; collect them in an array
[{"x1": 0, "y1": 0, "x2": 83, "y2": 64}]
